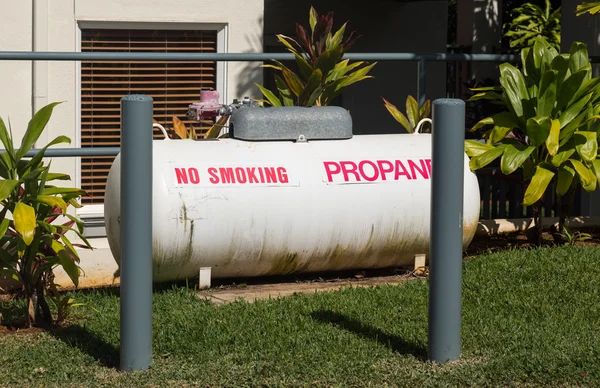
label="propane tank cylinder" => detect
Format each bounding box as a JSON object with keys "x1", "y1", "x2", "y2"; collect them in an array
[{"x1": 104, "y1": 133, "x2": 480, "y2": 282}]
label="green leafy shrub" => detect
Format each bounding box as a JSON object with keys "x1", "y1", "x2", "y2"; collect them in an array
[
  {"x1": 0, "y1": 102, "x2": 91, "y2": 327},
  {"x1": 465, "y1": 37, "x2": 600, "y2": 244},
  {"x1": 255, "y1": 7, "x2": 376, "y2": 107},
  {"x1": 504, "y1": 0, "x2": 561, "y2": 52}
]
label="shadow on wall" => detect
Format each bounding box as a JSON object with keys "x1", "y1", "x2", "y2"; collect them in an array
[{"x1": 235, "y1": 16, "x2": 265, "y2": 100}]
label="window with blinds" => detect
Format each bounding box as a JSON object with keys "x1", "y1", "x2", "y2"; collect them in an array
[{"x1": 80, "y1": 28, "x2": 217, "y2": 204}]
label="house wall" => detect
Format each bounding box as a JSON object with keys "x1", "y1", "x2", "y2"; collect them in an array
[{"x1": 263, "y1": 0, "x2": 449, "y2": 134}]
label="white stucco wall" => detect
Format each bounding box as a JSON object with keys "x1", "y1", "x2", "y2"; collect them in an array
[
  {"x1": 0, "y1": 1, "x2": 33, "y2": 142},
  {"x1": 0, "y1": 0, "x2": 264, "y2": 189}
]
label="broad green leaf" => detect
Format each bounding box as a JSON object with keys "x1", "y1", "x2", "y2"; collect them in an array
[
  {"x1": 537, "y1": 70, "x2": 557, "y2": 117},
  {"x1": 569, "y1": 42, "x2": 591, "y2": 76},
  {"x1": 556, "y1": 165, "x2": 575, "y2": 196},
  {"x1": 22, "y1": 135, "x2": 71, "y2": 178},
  {"x1": 0, "y1": 218, "x2": 9, "y2": 238},
  {"x1": 574, "y1": 131, "x2": 598, "y2": 162},
  {"x1": 558, "y1": 93, "x2": 592, "y2": 129},
  {"x1": 335, "y1": 62, "x2": 377, "y2": 90},
  {"x1": 42, "y1": 187, "x2": 85, "y2": 196},
  {"x1": 37, "y1": 195, "x2": 67, "y2": 213},
  {"x1": 583, "y1": 174, "x2": 597, "y2": 191},
  {"x1": 468, "y1": 91, "x2": 504, "y2": 102},
  {"x1": 294, "y1": 53, "x2": 314, "y2": 80},
  {"x1": 500, "y1": 144, "x2": 535, "y2": 175},
  {"x1": 60, "y1": 235, "x2": 81, "y2": 264},
  {"x1": 577, "y1": 2, "x2": 600, "y2": 16},
  {"x1": 14, "y1": 202, "x2": 36, "y2": 246},
  {"x1": 281, "y1": 67, "x2": 304, "y2": 97},
  {"x1": 254, "y1": 83, "x2": 282, "y2": 107},
  {"x1": 419, "y1": 100, "x2": 431, "y2": 119},
  {"x1": 472, "y1": 111, "x2": 520, "y2": 133},
  {"x1": 45, "y1": 173, "x2": 71, "y2": 181},
  {"x1": 499, "y1": 63, "x2": 529, "y2": 119},
  {"x1": 464, "y1": 140, "x2": 494, "y2": 157},
  {"x1": 559, "y1": 108, "x2": 589, "y2": 145},
  {"x1": 298, "y1": 69, "x2": 323, "y2": 106},
  {"x1": 327, "y1": 23, "x2": 346, "y2": 51},
  {"x1": 17, "y1": 102, "x2": 62, "y2": 160},
  {"x1": 469, "y1": 145, "x2": 506, "y2": 170},
  {"x1": 593, "y1": 159, "x2": 600, "y2": 183},
  {"x1": 489, "y1": 126, "x2": 513, "y2": 145},
  {"x1": 550, "y1": 54, "x2": 570, "y2": 85},
  {"x1": 551, "y1": 146, "x2": 575, "y2": 167},
  {"x1": 571, "y1": 77, "x2": 600, "y2": 105},
  {"x1": 383, "y1": 98, "x2": 412, "y2": 133},
  {"x1": 556, "y1": 70, "x2": 588, "y2": 111},
  {"x1": 275, "y1": 75, "x2": 295, "y2": 106},
  {"x1": 307, "y1": 86, "x2": 325, "y2": 107},
  {"x1": 309, "y1": 6, "x2": 318, "y2": 33},
  {"x1": 570, "y1": 159, "x2": 596, "y2": 187},
  {"x1": 0, "y1": 117, "x2": 15, "y2": 167},
  {"x1": 0, "y1": 179, "x2": 19, "y2": 201},
  {"x1": 51, "y1": 240, "x2": 80, "y2": 287},
  {"x1": 525, "y1": 116, "x2": 552, "y2": 147},
  {"x1": 469, "y1": 85, "x2": 503, "y2": 92},
  {"x1": 406, "y1": 96, "x2": 420, "y2": 128},
  {"x1": 326, "y1": 60, "x2": 364, "y2": 83},
  {"x1": 545, "y1": 119, "x2": 560, "y2": 156},
  {"x1": 471, "y1": 116, "x2": 493, "y2": 132},
  {"x1": 314, "y1": 46, "x2": 344, "y2": 80},
  {"x1": 276, "y1": 34, "x2": 300, "y2": 56},
  {"x1": 523, "y1": 166, "x2": 555, "y2": 206}
]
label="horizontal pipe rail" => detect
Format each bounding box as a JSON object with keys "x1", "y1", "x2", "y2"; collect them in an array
[
  {"x1": 0, "y1": 147, "x2": 121, "y2": 157},
  {"x1": 0, "y1": 51, "x2": 536, "y2": 62}
]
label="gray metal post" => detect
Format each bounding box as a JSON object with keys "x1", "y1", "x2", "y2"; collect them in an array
[
  {"x1": 417, "y1": 59, "x2": 426, "y2": 106},
  {"x1": 120, "y1": 94, "x2": 153, "y2": 372},
  {"x1": 428, "y1": 98, "x2": 465, "y2": 363}
]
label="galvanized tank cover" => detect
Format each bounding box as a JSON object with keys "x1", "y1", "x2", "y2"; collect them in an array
[{"x1": 229, "y1": 106, "x2": 353, "y2": 141}]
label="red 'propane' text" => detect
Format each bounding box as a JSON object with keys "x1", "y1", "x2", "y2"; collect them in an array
[
  {"x1": 174, "y1": 166, "x2": 289, "y2": 185},
  {"x1": 323, "y1": 159, "x2": 431, "y2": 183}
]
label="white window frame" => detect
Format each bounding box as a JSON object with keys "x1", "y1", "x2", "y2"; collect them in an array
[{"x1": 74, "y1": 20, "x2": 228, "y2": 229}]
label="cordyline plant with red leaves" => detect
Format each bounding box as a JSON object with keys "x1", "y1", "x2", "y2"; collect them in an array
[
  {"x1": 0, "y1": 102, "x2": 92, "y2": 327},
  {"x1": 256, "y1": 7, "x2": 376, "y2": 107}
]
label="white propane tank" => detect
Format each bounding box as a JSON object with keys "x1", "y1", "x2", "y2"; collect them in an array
[{"x1": 104, "y1": 133, "x2": 480, "y2": 282}]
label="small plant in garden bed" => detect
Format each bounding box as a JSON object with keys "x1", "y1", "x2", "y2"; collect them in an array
[
  {"x1": 0, "y1": 102, "x2": 92, "y2": 328},
  {"x1": 465, "y1": 37, "x2": 600, "y2": 245},
  {"x1": 255, "y1": 7, "x2": 376, "y2": 107}
]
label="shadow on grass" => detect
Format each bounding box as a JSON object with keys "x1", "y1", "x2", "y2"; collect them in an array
[
  {"x1": 51, "y1": 325, "x2": 119, "y2": 368},
  {"x1": 310, "y1": 310, "x2": 426, "y2": 360}
]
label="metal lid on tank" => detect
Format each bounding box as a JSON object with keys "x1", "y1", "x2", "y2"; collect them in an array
[{"x1": 229, "y1": 106, "x2": 353, "y2": 141}]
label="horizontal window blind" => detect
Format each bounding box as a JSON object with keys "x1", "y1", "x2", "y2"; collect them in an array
[{"x1": 81, "y1": 28, "x2": 217, "y2": 204}]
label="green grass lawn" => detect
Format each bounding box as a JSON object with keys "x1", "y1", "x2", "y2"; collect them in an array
[{"x1": 1, "y1": 245, "x2": 600, "y2": 387}]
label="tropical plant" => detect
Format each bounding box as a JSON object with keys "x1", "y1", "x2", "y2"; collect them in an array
[
  {"x1": 0, "y1": 102, "x2": 92, "y2": 327},
  {"x1": 255, "y1": 7, "x2": 376, "y2": 107},
  {"x1": 576, "y1": 2, "x2": 600, "y2": 16},
  {"x1": 504, "y1": 0, "x2": 561, "y2": 52},
  {"x1": 156, "y1": 116, "x2": 230, "y2": 140},
  {"x1": 382, "y1": 96, "x2": 431, "y2": 133},
  {"x1": 465, "y1": 37, "x2": 600, "y2": 244}
]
